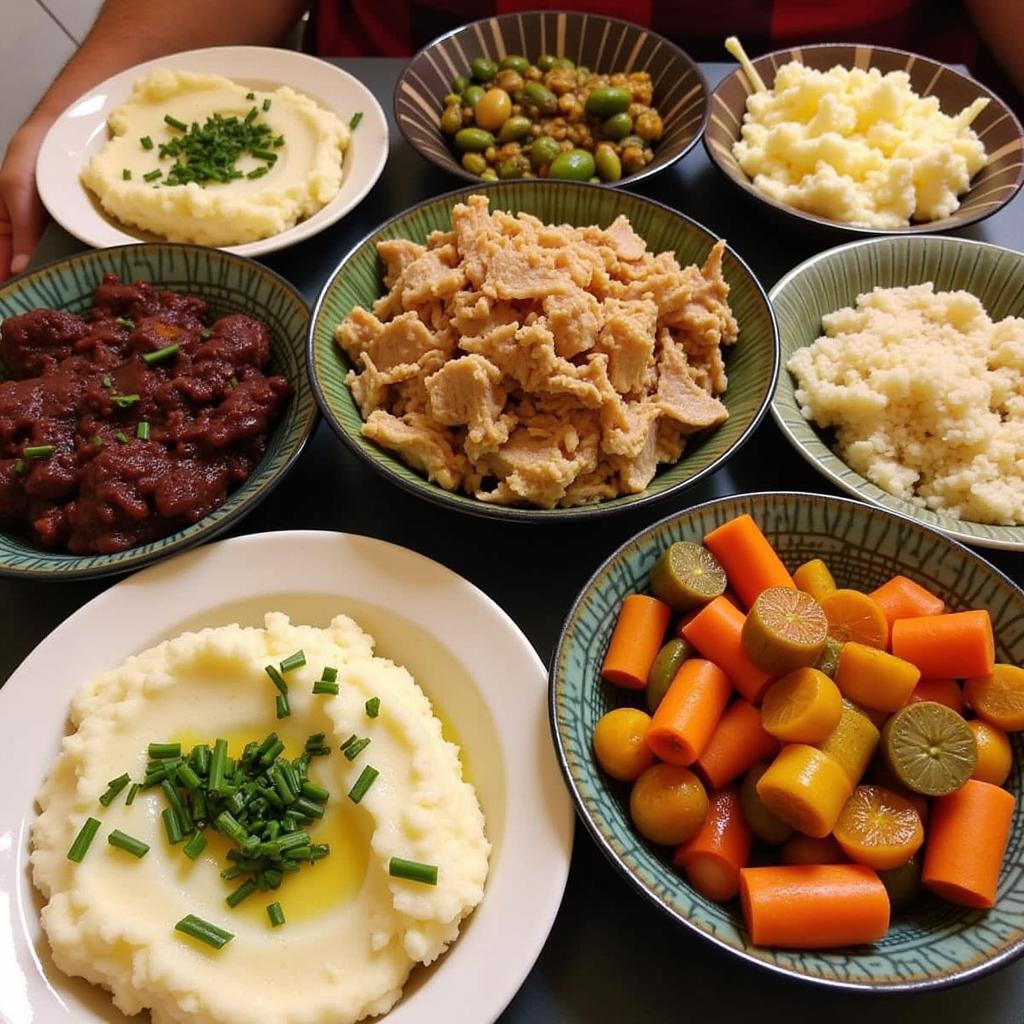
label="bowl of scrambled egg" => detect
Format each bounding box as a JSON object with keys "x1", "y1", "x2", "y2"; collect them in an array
[{"x1": 704, "y1": 42, "x2": 1024, "y2": 235}]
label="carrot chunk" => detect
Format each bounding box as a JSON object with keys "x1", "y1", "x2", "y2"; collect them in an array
[
  {"x1": 675, "y1": 786, "x2": 752, "y2": 902},
  {"x1": 869, "y1": 575, "x2": 945, "y2": 629},
  {"x1": 755, "y1": 744, "x2": 852, "y2": 838},
  {"x1": 833, "y1": 642, "x2": 921, "y2": 713},
  {"x1": 739, "y1": 864, "x2": 890, "y2": 948},
  {"x1": 703, "y1": 514, "x2": 795, "y2": 609},
  {"x1": 602, "y1": 594, "x2": 671, "y2": 690},
  {"x1": 682, "y1": 596, "x2": 774, "y2": 704},
  {"x1": 792, "y1": 558, "x2": 837, "y2": 604},
  {"x1": 694, "y1": 699, "x2": 780, "y2": 789},
  {"x1": 646, "y1": 659, "x2": 732, "y2": 765},
  {"x1": 922, "y1": 779, "x2": 1014, "y2": 909},
  {"x1": 891, "y1": 609, "x2": 995, "y2": 680}
]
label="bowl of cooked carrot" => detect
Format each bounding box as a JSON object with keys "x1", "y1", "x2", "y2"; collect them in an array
[{"x1": 550, "y1": 491, "x2": 1024, "y2": 989}]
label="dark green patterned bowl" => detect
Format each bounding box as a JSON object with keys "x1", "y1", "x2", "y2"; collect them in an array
[
  {"x1": 309, "y1": 180, "x2": 777, "y2": 521},
  {"x1": 771, "y1": 235, "x2": 1024, "y2": 550},
  {"x1": 551, "y1": 491, "x2": 1024, "y2": 990},
  {"x1": 0, "y1": 244, "x2": 315, "y2": 580}
]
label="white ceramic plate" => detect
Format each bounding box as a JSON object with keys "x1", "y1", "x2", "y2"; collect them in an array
[
  {"x1": 36, "y1": 46, "x2": 389, "y2": 258},
  {"x1": 0, "y1": 531, "x2": 573, "y2": 1024}
]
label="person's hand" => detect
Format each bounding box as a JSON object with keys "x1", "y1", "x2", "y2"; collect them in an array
[{"x1": 0, "y1": 113, "x2": 53, "y2": 281}]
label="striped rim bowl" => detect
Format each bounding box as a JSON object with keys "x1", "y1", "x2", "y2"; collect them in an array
[
  {"x1": 704, "y1": 43, "x2": 1024, "y2": 236},
  {"x1": 0, "y1": 244, "x2": 316, "y2": 580},
  {"x1": 550, "y1": 490, "x2": 1024, "y2": 990},
  {"x1": 771, "y1": 234, "x2": 1024, "y2": 550},
  {"x1": 308, "y1": 179, "x2": 778, "y2": 522},
  {"x1": 395, "y1": 10, "x2": 709, "y2": 187}
]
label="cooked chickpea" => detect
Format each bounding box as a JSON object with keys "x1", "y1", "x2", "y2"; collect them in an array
[
  {"x1": 544, "y1": 68, "x2": 578, "y2": 96},
  {"x1": 634, "y1": 109, "x2": 663, "y2": 142},
  {"x1": 592, "y1": 708, "x2": 655, "y2": 781},
  {"x1": 494, "y1": 69, "x2": 524, "y2": 94},
  {"x1": 622, "y1": 144, "x2": 646, "y2": 174}
]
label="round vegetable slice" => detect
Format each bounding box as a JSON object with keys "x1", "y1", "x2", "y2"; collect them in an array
[
  {"x1": 881, "y1": 701, "x2": 978, "y2": 796},
  {"x1": 646, "y1": 638, "x2": 693, "y2": 713},
  {"x1": 760, "y1": 667, "x2": 842, "y2": 744},
  {"x1": 833, "y1": 784, "x2": 924, "y2": 870},
  {"x1": 741, "y1": 586, "x2": 828, "y2": 674},
  {"x1": 629, "y1": 763, "x2": 708, "y2": 846},
  {"x1": 965, "y1": 664, "x2": 1024, "y2": 732},
  {"x1": 820, "y1": 589, "x2": 889, "y2": 649},
  {"x1": 968, "y1": 719, "x2": 1013, "y2": 786},
  {"x1": 650, "y1": 542, "x2": 727, "y2": 612},
  {"x1": 592, "y1": 707, "x2": 655, "y2": 782},
  {"x1": 878, "y1": 853, "x2": 923, "y2": 911}
]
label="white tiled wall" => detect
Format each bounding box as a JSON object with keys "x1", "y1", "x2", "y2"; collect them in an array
[{"x1": 0, "y1": 0, "x2": 103, "y2": 157}]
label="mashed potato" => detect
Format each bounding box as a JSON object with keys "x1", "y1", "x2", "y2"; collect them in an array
[
  {"x1": 788, "y1": 284, "x2": 1024, "y2": 524},
  {"x1": 31, "y1": 612, "x2": 489, "y2": 1024},
  {"x1": 82, "y1": 70, "x2": 350, "y2": 245},
  {"x1": 733, "y1": 61, "x2": 988, "y2": 228}
]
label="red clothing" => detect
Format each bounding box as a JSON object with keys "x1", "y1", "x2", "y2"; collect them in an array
[{"x1": 309, "y1": 0, "x2": 977, "y2": 67}]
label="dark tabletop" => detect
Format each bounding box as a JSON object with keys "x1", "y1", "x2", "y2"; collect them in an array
[{"x1": 8, "y1": 58, "x2": 1024, "y2": 1024}]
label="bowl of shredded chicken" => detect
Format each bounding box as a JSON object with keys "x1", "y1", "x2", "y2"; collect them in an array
[{"x1": 311, "y1": 185, "x2": 778, "y2": 518}]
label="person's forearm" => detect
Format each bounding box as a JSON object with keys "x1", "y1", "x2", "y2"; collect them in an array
[
  {"x1": 966, "y1": 0, "x2": 1024, "y2": 96},
  {"x1": 31, "y1": 0, "x2": 309, "y2": 120}
]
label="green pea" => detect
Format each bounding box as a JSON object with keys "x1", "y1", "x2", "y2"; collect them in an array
[
  {"x1": 440, "y1": 104, "x2": 464, "y2": 135},
  {"x1": 536, "y1": 53, "x2": 557, "y2": 72},
  {"x1": 462, "y1": 85, "x2": 485, "y2": 107},
  {"x1": 480, "y1": 168, "x2": 498, "y2": 181},
  {"x1": 497, "y1": 116, "x2": 532, "y2": 143},
  {"x1": 461, "y1": 151, "x2": 487, "y2": 175},
  {"x1": 454, "y1": 127, "x2": 495, "y2": 152},
  {"x1": 549, "y1": 148, "x2": 596, "y2": 181},
  {"x1": 551, "y1": 57, "x2": 575, "y2": 70},
  {"x1": 523, "y1": 81, "x2": 558, "y2": 115},
  {"x1": 499, "y1": 54, "x2": 530, "y2": 75},
  {"x1": 530, "y1": 135, "x2": 560, "y2": 168},
  {"x1": 602, "y1": 112, "x2": 633, "y2": 141},
  {"x1": 498, "y1": 155, "x2": 528, "y2": 179},
  {"x1": 594, "y1": 143, "x2": 622, "y2": 183},
  {"x1": 471, "y1": 57, "x2": 498, "y2": 83},
  {"x1": 584, "y1": 86, "x2": 632, "y2": 118},
  {"x1": 451, "y1": 74, "x2": 469, "y2": 94}
]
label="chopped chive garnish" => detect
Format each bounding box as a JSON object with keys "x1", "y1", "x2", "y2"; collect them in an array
[
  {"x1": 13, "y1": 458, "x2": 25, "y2": 474},
  {"x1": 262, "y1": 97, "x2": 271, "y2": 111},
  {"x1": 275, "y1": 693, "x2": 290, "y2": 719},
  {"x1": 339, "y1": 734, "x2": 357, "y2": 753},
  {"x1": 90, "y1": 434, "x2": 104, "y2": 448},
  {"x1": 24, "y1": 445, "x2": 54, "y2": 459},
  {"x1": 267, "y1": 901, "x2": 285, "y2": 927},
  {"x1": 300, "y1": 780, "x2": 329, "y2": 803},
  {"x1": 312, "y1": 679, "x2": 339, "y2": 695},
  {"x1": 250, "y1": 149, "x2": 277, "y2": 162},
  {"x1": 175, "y1": 914, "x2": 233, "y2": 949},
  {"x1": 246, "y1": 91, "x2": 255, "y2": 100},
  {"x1": 280, "y1": 650, "x2": 306, "y2": 673},
  {"x1": 67, "y1": 816, "x2": 101, "y2": 862},
  {"x1": 343, "y1": 737, "x2": 371, "y2": 762},
  {"x1": 200, "y1": 327, "x2": 213, "y2": 339},
  {"x1": 99, "y1": 772, "x2": 131, "y2": 807},
  {"x1": 142, "y1": 342, "x2": 179, "y2": 365},
  {"x1": 321, "y1": 666, "x2": 338, "y2": 683},
  {"x1": 163, "y1": 807, "x2": 185, "y2": 844},
  {"x1": 245, "y1": 107, "x2": 259, "y2": 124},
  {"x1": 149, "y1": 742, "x2": 181, "y2": 759},
  {"x1": 349, "y1": 111, "x2": 363, "y2": 130},
  {"x1": 209, "y1": 738, "x2": 228, "y2": 792},
  {"x1": 140, "y1": 135, "x2": 154, "y2": 150},
  {"x1": 365, "y1": 697, "x2": 380, "y2": 718},
  {"x1": 226, "y1": 878, "x2": 257, "y2": 907},
  {"x1": 259, "y1": 738, "x2": 285, "y2": 765},
  {"x1": 136, "y1": 421, "x2": 150, "y2": 440},
  {"x1": 348, "y1": 765, "x2": 379, "y2": 804},
  {"x1": 228, "y1": 375, "x2": 239, "y2": 389},
  {"x1": 108, "y1": 829, "x2": 150, "y2": 858},
  {"x1": 122, "y1": 168, "x2": 132, "y2": 180},
  {"x1": 125, "y1": 783, "x2": 139, "y2": 806},
  {"x1": 183, "y1": 831, "x2": 208, "y2": 860},
  {"x1": 115, "y1": 317, "x2": 135, "y2": 330},
  {"x1": 291, "y1": 796, "x2": 325, "y2": 819},
  {"x1": 111, "y1": 393, "x2": 140, "y2": 408},
  {"x1": 115, "y1": 432, "x2": 129, "y2": 444},
  {"x1": 101, "y1": 374, "x2": 113, "y2": 388},
  {"x1": 176, "y1": 761, "x2": 201, "y2": 790},
  {"x1": 273, "y1": 135, "x2": 284, "y2": 147},
  {"x1": 389, "y1": 857, "x2": 437, "y2": 885},
  {"x1": 164, "y1": 114, "x2": 188, "y2": 132},
  {"x1": 143, "y1": 169, "x2": 163, "y2": 182},
  {"x1": 247, "y1": 166, "x2": 268, "y2": 180},
  {"x1": 265, "y1": 664, "x2": 288, "y2": 695}
]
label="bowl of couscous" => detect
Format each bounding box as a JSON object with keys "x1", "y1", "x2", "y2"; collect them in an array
[{"x1": 770, "y1": 234, "x2": 1024, "y2": 551}]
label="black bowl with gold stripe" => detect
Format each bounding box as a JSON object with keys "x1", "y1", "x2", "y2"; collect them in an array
[
  {"x1": 394, "y1": 10, "x2": 708, "y2": 187},
  {"x1": 704, "y1": 42, "x2": 1024, "y2": 236}
]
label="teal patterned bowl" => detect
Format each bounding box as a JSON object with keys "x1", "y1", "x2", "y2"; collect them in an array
[
  {"x1": 550, "y1": 491, "x2": 1024, "y2": 990},
  {"x1": 309, "y1": 180, "x2": 778, "y2": 521},
  {"x1": 771, "y1": 236, "x2": 1024, "y2": 550},
  {"x1": 0, "y1": 244, "x2": 315, "y2": 580}
]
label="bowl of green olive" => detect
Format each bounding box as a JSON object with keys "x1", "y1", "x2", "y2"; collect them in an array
[{"x1": 394, "y1": 11, "x2": 708, "y2": 186}]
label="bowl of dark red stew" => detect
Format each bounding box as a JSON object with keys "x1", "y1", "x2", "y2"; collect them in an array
[{"x1": 0, "y1": 244, "x2": 316, "y2": 579}]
